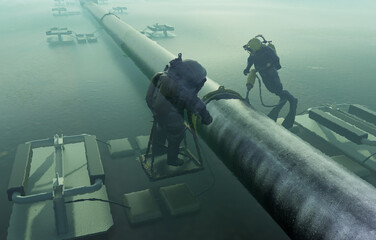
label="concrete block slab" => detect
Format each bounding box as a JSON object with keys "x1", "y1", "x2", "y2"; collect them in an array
[
  {"x1": 135, "y1": 135, "x2": 150, "y2": 154},
  {"x1": 107, "y1": 138, "x2": 134, "y2": 158},
  {"x1": 123, "y1": 189, "x2": 162, "y2": 224},
  {"x1": 160, "y1": 183, "x2": 199, "y2": 216}
]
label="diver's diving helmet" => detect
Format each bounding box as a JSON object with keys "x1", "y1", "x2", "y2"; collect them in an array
[
  {"x1": 165, "y1": 53, "x2": 207, "y2": 91},
  {"x1": 243, "y1": 37, "x2": 262, "y2": 53}
]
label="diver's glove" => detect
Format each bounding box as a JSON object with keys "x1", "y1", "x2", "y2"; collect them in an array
[
  {"x1": 200, "y1": 110, "x2": 213, "y2": 125},
  {"x1": 246, "y1": 83, "x2": 253, "y2": 91},
  {"x1": 274, "y1": 62, "x2": 282, "y2": 70},
  {"x1": 243, "y1": 69, "x2": 250, "y2": 76}
]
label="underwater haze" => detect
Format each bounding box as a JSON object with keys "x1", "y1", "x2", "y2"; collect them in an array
[
  {"x1": 114, "y1": 0, "x2": 376, "y2": 114},
  {"x1": 0, "y1": 0, "x2": 375, "y2": 239}
]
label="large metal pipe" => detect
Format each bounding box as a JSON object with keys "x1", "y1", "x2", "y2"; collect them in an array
[{"x1": 82, "y1": 2, "x2": 376, "y2": 239}]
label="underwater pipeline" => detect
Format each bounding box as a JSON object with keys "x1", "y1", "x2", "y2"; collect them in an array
[{"x1": 81, "y1": 1, "x2": 376, "y2": 239}]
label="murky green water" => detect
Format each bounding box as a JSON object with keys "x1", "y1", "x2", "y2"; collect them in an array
[{"x1": 0, "y1": 0, "x2": 375, "y2": 239}]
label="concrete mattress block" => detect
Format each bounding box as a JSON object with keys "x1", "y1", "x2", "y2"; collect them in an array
[
  {"x1": 160, "y1": 183, "x2": 199, "y2": 216},
  {"x1": 107, "y1": 138, "x2": 134, "y2": 158},
  {"x1": 123, "y1": 189, "x2": 162, "y2": 224},
  {"x1": 135, "y1": 135, "x2": 150, "y2": 154}
]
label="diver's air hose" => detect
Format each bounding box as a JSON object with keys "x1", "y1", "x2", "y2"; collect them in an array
[{"x1": 256, "y1": 74, "x2": 279, "y2": 108}]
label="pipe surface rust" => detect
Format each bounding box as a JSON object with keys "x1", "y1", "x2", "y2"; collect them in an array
[{"x1": 82, "y1": 1, "x2": 376, "y2": 239}]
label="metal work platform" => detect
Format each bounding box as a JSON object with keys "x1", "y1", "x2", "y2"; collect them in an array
[
  {"x1": 112, "y1": 6, "x2": 127, "y2": 14},
  {"x1": 75, "y1": 32, "x2": 98, "y2": 43},
  {"x1": 6, "y1": 134, "x2": 113, "y2": 240},
  {"x1": 46, "y1": 27, "x2": 74, "y2": 43},
  {"x1": 141, "y1": 23, "x2": 175, "y2": 38},
  {"x1": 52, "y1": 7, "x2": 80, "y2": 16},
  {"x1": 293, "y1": 104, "x2": 376, "y2": 184},
  {"x1": 140, "y1": 147, "x2": 203, "y2": 181},
  {"x1": 140, "y1": 122, "x2": 204, "y2": 181}
]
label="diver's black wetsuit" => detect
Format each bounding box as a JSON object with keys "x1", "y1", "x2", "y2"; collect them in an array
[{"x1": 244, "y1": 46, "x2": 297, "y2": 129}]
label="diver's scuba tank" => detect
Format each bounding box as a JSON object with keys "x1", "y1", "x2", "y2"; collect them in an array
[
  {"x1": 164, "y1": 53, "x2": 207, "y2": 94},
  {"x1": 255, "y1": 34, "x2": 277, "y2": 53},
  {"x1": 266, "y1": 42, "x2": 276, "y2": 53}
]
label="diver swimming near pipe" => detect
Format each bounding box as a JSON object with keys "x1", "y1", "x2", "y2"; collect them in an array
[
  {"x1": 243, "y1": 35, "x2": 298, "y2": 129},
  {"x1": 81, "y1": 1, "x2": 376, "y2": 239}
]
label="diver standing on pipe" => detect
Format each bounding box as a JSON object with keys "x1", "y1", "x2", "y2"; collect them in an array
[
  {"x1": 146, "y1": 53, "x2": 213, "y2": 166},
  {"x1": 243, "y1": 35, "x2": 298, "y2": 129}
]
